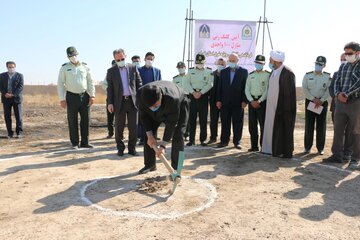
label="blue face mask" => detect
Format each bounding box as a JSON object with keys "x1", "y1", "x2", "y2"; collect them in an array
[
  {"x1": 315, "y1": 64, "x2": 323, "y2": 72},
  {"x1": 269, "y1": 63, "x2": 275, "y2": 70},
  {"x1": 255, "y1": 63, "x2": 263, "y2": 71},
  {"x1": 149, "y1": 105, "x2": 161, "y2": 112},
  {"x1": 178, "y1": 68, "x2": 186, "y2": 74},
  {"x1": 228, "y1": 62, "x2": 237, "y2": 68},
  {"x1": 217, "y1": 65, "x2": 225, "y2": 71}
]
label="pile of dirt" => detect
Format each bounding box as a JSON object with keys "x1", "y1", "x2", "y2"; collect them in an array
[{"x1": 137, "y1": 176, "x2": 169, "y2": 193}]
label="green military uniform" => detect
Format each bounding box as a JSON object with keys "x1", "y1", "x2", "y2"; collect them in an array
[
  {"x1": 57, "y1": 47, "x2": 95, "y2": 148},
  {"x1": 184, "y1": 60, "x2": 213, "y2": 145},
  {"x1": 302, "y1": 69, "x2": 331, "y2": 152},
  {"x1": 245, "y1": 70, "x2": 270, "y2": 151},
  {"x1": 173, "y1": 74, "x2": 189, "y2": 94}
]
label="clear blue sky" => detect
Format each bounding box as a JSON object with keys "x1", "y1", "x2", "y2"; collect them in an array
[{"x1": 0, "y1": 0, "x2": 358, "y2": 86}]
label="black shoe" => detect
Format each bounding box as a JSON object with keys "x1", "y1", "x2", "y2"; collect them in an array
[
  {"x1": 348, "y1": 161, "x2": 360, "y2": 170},
  {"x1": 80, "y1": 144, "x2": 94, "y2": 148},
  {"x1": 343, "y1": 155, "x2": 351, "y2": 161},
  {"x1": 207, "y1": 139, "x2": 216, "y2": 144},
  {"x1": 128, "y1": 150, "x2": 139, "y2": 156},
  {"x1": 234, "y1": 144, "x2": 242, "y2": 150},
  {"x1": 323, "y1": 155, "x2": 342, "y2": 163},
  {"x1": 138, "y1": 165, "x2": 157, "y2": 174},
  {"x1": 186, "y1": 142, "x2": 194, "y2": 146},
  {"x1": 248, "y1": 148, "x2": 259, "y2": 152},
  {"x1": 117, "y1": 150, "x2": 124, "y2": 156},
  {"x1": 303, "y1": 149, "x2": 310, "y2": 154},
  {"x1": 216, "y1": 143, "x2": 228, "y2": 148},
  {"x1": 106, "y1": 134, "x2": 113, "y2": 139},
  {"x1": 200, "y1": 142, "x2": 208, "y2": 147}
]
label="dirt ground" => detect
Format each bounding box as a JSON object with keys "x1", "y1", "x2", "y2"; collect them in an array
[{"x1": 0, "y1": 101, "x2": 359, "y2": 240}]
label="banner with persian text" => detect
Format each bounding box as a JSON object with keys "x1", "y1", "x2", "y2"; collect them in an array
[{"x1": 194, "y1": 19, "x2": 257, "y2": 72}]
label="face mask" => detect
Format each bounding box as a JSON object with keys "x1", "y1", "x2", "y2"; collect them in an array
[
  {"x1": 133, "y1": 62, "x2": 140, "y2": 67},
  {"x1": 345, "y1": 54, "x2": 358, "y2": 63},
  {"x1": 254, "y1": 63, "x2": 263, "y2": 71},
  {"x1": 7, "y1": 68, "x2": 16, "y2": 74},
  {"x1": 269, "y1": 63, "x2": 275, "y2": 70},
  {"x1": 69, "y1": 56, "x2": 78, "y2": 64},
  {"x1": 217, "y1": 65, "x2": 224, "y2": 71},
  {"x1": 196, "y1": 64, "x2": 204, "y2": 69},
  {"x1": 145, "y1": 60, "x2": 153, "y2": 67},
  {"x1": 178, "y1": 68, "x2": 186, "y2": 74},
  {"x1": 117, "y1": 60, "x2": 126, "y2": 67},
  {"x1": 315, "y1": 64, "x2": 323, "y2": 72},
  {"x1": 341, "y1": 61, "x2": 347, "y2": 65},
  {"x1": 228, "y1": 62, "x2": 236, "y2": 69},
  {"x1": 149, "y1": 105, "x2": 161, "y2": 112}
]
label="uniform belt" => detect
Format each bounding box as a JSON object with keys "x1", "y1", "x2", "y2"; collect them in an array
[
  {"x1": 193, "y1": 89, "x2": 202, "y2": 92},
  {"x1": 251, "y1": 95, "x2": 262, "y2": 100},
  {"x1": 67, "y1": 91, "x2": 86, "y2": 96},
  {"x1": 123, "y1": 95, "x2": 131, "y2": 100}
]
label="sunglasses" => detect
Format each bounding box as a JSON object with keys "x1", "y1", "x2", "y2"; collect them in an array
[{"x1": 344, "y1": 52, "x2": 356, "y2": 56}]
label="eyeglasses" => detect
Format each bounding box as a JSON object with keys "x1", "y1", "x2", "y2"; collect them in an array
[
  {"x1": 116, "y1": 58, "x2": 125, "y2": 62},
  {"x1": 344, "y1": 52, "x2": 355, "y2": 56}
]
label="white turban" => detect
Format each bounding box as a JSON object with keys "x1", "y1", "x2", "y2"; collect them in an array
[{"x1": 270, "y1": 50, "x2": 285, "y2": 62}]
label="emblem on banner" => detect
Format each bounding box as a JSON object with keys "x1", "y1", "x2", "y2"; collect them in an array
[
  {"x1": 242, "y1": 25, "x2": 252, "y2": 40},
  {"x1": 199, "y1": 24, "x2": 210, "y2": 38}
]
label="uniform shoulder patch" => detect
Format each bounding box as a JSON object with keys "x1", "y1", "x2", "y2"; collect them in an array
[
  {"x1": 173, "y1": 75, "x2": 179, "y2": 79},
  {"x1": 62, "y1": 63, "x2": 67, "y2": 66},
  {"x1": 206, "y1": 67, "x2": 212, "y2": 70},
  {"x1": 306, "y1": 71, "x2": 314, "y2": 74},
  {"x1": 249, "y1": 70, "x2": 255, "y2": 74},
  {"x1": 265, "y1": 70, "x2": 271, "y2": 73},
  {"x1": 323, "y1": 71, "x2": 330, "y2": 75},
  {"x1": 189, "y1": 67, "x2": 194, "y2": 69}
]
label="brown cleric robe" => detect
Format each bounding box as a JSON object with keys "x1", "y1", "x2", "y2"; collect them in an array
[{"x1": 262, "y1": 65, "x2": 296, "y2": 158}]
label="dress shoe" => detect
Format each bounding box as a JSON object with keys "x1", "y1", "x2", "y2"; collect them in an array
[
  {"x1": 348, "y1": 161, "x2": 360, "y2": 170},
  {"x1": 106, "y1": 134, "x2": 113, "y2": 139},
  {"x1": 186, "y1": 142, "x2": 194, "y2": 146},
  {"x1": 80, "y1": 144, "x2": 94, "y2": 148},
  {"x1": 207, "y1": 139, "x2": 216, "y2": 144},
  {"x1": 303, "y1": 149, "x2": 310, "y2": 154},
  {"x1": 248, "y1": 148, "x2": 259, "y2": 152},
  {"x1": 117, "y1": 151, "x2": 124, "y2": 156},
  {"x1": 216, "y1": 143, "x2": 228, "y2": 148},
  {"x1": 138, "y1": 165, "x2": 157, "y2": 174},
  {"x1": 128, "y1": 150, "x2": 139, "y2": 156},
  {"x1": 7, "y1": 135, "x2": 13, "y2": 139},
  {"x1": 343, "y1": 155, "x2": 351, "y2": 161},
  {"x1": 318, "y1": 150, "x2": 324, "y2": 155},
  {"x1": 200, "y1": 142, "x2": 208, "y2": 147},
  {"x1": 234, "y1": 144, "x2": 242, "y2": 150},
  {"x1": 323, "y1": 155, "x2": 342, "y2": 163}
]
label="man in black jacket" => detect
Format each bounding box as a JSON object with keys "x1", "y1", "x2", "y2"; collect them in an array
[
  {"x1": 216, "y1": 53, "x2": 248, "y2": 149},
  {"x1": 0, "y1": 61, "x2": 24, "y2": 138},
  {"x1": 136, "y1": 81, "x2": 189, "y2": 174}
]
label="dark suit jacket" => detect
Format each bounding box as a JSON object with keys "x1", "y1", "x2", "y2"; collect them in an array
[
  {"x1": 0, "y1": 72, "x2": 24, "y2": 103},
  {"x1": 106, "y1": 64, "x2": 142, "y2": 113},
  {"x1": 136, "y1": 81, "x2": 186, "y2": 142},
  {"x1": 138, "y1": 66, "x2": 162, "y2": 85},
  {"x1": 217, "y1": 66, "x2": 248, "y2": 106},
  {"x1": 209, "y1": 70, "x2": 220, "y2": 105}
]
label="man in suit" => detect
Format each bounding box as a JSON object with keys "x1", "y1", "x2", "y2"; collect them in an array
[
  {"x1": 136, "y1": 81, "x2": 189, "y2": 174},
  {"x1": 0, "y1": 61, "x2": 24, "y2": 138},
  {"x1": 137, "y1": 52, "x2": 162, "y2": 145},
  {"x1": 107, "y1": 48, "x2": 142, "y2": 156},
  {"x1": 101, "y1": 60, "x2": 116, "y2": 139},
  {"x1": 216, "y1": 53, "x2": 248, "y2": 149}
]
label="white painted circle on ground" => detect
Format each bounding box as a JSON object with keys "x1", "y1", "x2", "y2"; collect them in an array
[{"x1": 80, "y1": 173, "x2": 218, "y2": 220}]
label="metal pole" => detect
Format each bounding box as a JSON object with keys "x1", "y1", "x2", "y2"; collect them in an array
[
  {"x1": 266, "y1": 18, "x2": 274, "y2": 50},
  {"x1": 256, "y1": 16, "x2": 262, "y2": 46},
  {"x1": 262, "y1": 0, "x2": 266, "y2": 55},
  {"x1": 190, "y1": 10, "x2": 194, "y2": 68},
  {"x1": 187, "y1": 0, "x2": 193, "y2": 68},
  {"x1": 182, "y1": 9, "x2": 188, "y2": 62}
]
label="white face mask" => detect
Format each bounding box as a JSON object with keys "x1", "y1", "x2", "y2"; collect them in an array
[
  {"x1": 117, "y1": 60, "x2": 126, "y2": 67},
  {"x1": 345, "y1": 54, "x2": 358, "y2": 63},
  {"x1": 341, "y1": 60, "x2": 347, "y2": 65},
  {"x1": 69, "y1": 56, "x2": 78, "y2": 64},
  {"x1": 196, "y1": 64, "x2": 204, "y2": 69},
  {"x1": 178, "y1": 68, "x2": 186, "y2": 74},
  {"x1": 145, "y1": 60, "x2": 153, "y2": 67}
]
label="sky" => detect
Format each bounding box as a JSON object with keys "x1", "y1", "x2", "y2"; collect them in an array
[{"x1": 0, "y1": 0, "x2": 359, "y2": 86}]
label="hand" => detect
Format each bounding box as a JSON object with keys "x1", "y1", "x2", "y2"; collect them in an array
[
  {"x1": 60, "y1": 100, "x2": 67, "y2": 109},
  {"x1": 241, "y1": 102, "x2": 247, "y2": 109},
  {"x1": 313, "y1": 98, "x2": 322, "y2": 108},
  {"x1": 107, "y1": 104, "x2": 114, "y2": 113},
  {"x1": 146, "y1": 133, "x2": 157, "y2": 148},
  {"x1": 89, "y1": 97, "x2": 95, "y2": 106},
  {"x1": 337, "y1": 92, "x2": 348, "y2": 103},
  {"x1": 156, "y1": 146, "x2": 166, "y2": 158},
  {"x1": 216, "y1": 101, "x2": 222, "y2": 109},
  {"x1": 250, "y1": 100, "x2": 260, "y2": 109},
  {"x1": 5, "y1": 93, "x2": 13, "y2": 98}
]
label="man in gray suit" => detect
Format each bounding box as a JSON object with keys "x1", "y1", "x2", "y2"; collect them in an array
[{"x1": 107, "y1": 48, "x2": 142, "y2": 156}]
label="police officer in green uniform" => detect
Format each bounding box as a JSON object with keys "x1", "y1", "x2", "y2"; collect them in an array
[
  {"x1": 302, "y1": 56, "x2": 331, "y2": 155},
  {"x1": 173, "y1": 61, "x2": 190, "y2": 140},
  {"x1": 245, "y1": 55, "x2": 270, "y2": 151},
  {"x1": 184, "y1": 54, "x2": 213, "y2": 146},
  {"x1": 57, "y1": 46, "x2": 95, "y2": 149}
]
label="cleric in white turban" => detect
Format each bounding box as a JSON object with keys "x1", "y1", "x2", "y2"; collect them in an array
[{"x1": 262, "y1": 50, "x2": 296, "y2": 158}]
